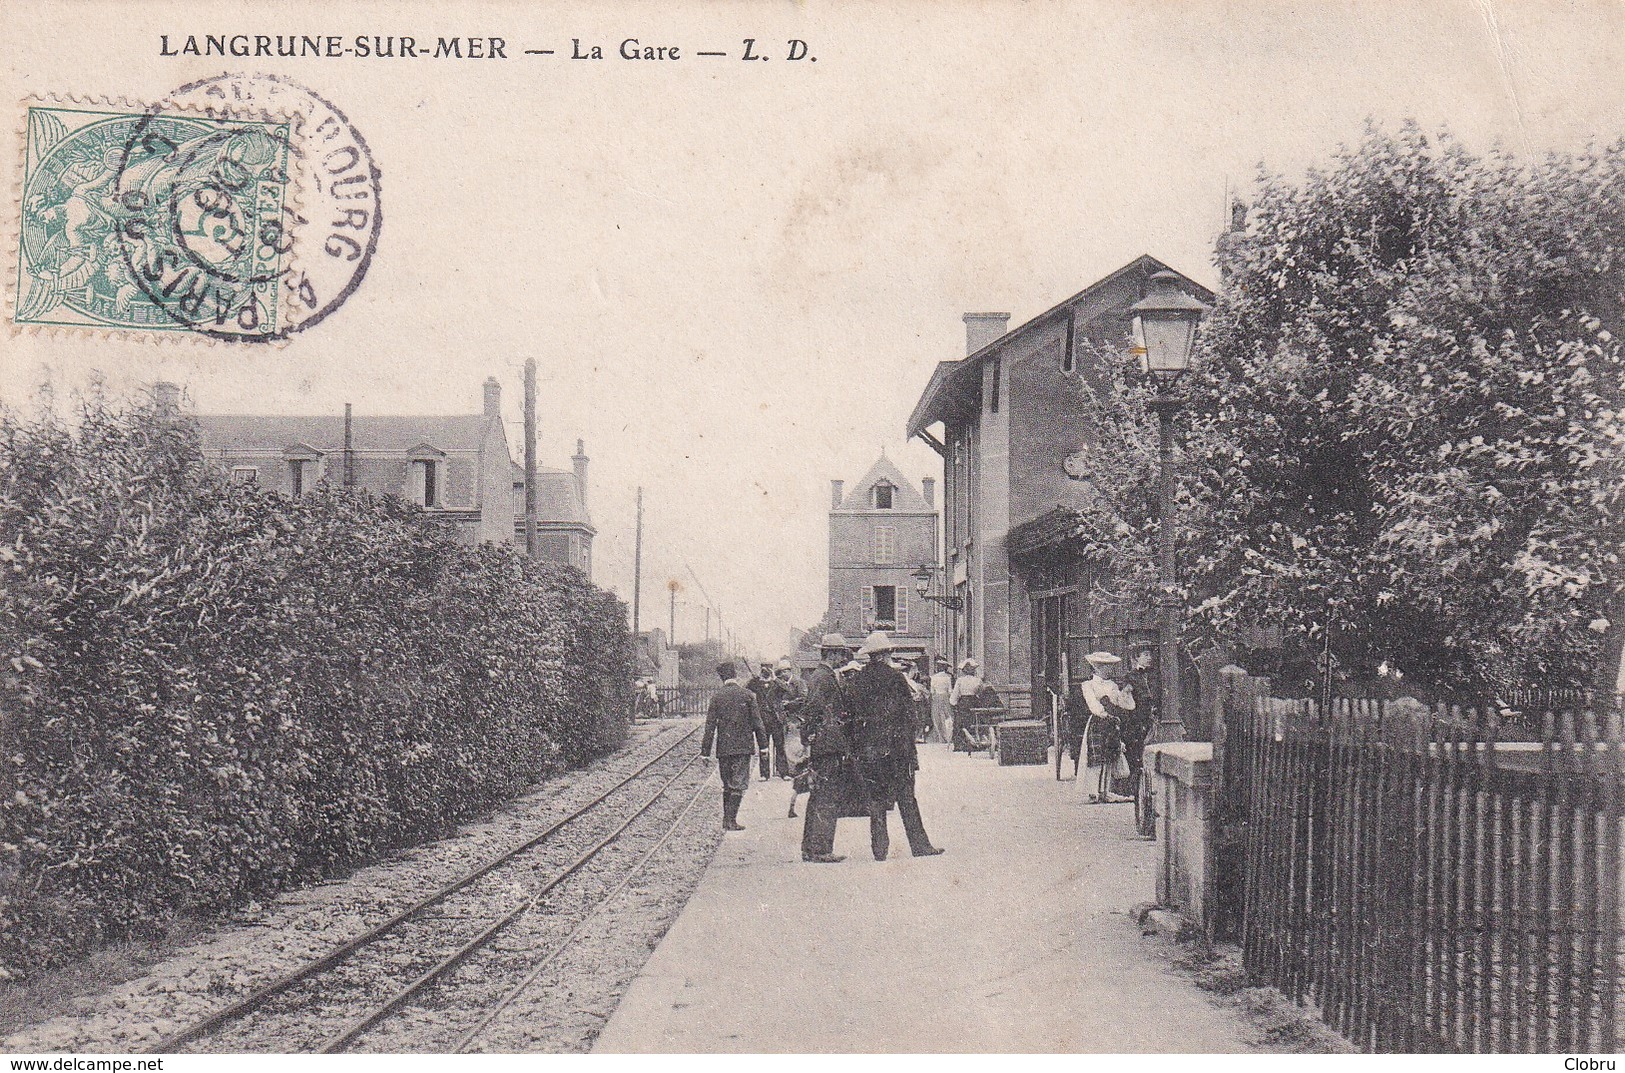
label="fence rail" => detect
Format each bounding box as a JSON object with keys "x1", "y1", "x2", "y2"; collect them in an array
[
  {"x1": 652, "y1": 686, "x2": 724, "y2": 719},
  {"x1": 1215, "y1": 676, "x2": 1622, "y2": 1053}
]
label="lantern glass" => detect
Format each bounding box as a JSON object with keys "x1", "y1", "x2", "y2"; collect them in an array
[
  {"x1": 1129, "y1": 270, "x2": 1206, "y2": 383},
  {"x1": 1137, "y1": 313, "x2": 1198, "y2": 380},
  {"x1": 912, "y1": 565, "x2": 932, "y2": 599}
]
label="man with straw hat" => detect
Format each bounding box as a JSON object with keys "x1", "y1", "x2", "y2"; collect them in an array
[
  {"x1": 1072, "y1": 650, "x2": 1137, "y2": 803},
  {"x1": 798, "y1": 633, "x2": 857, "y2": 863},
  {"x1": 849, "y1": 631, "x2": 945, "y2": 861}
]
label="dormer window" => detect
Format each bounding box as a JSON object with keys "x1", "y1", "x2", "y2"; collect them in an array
[
  {"x1": 872, "y1": 481, "x2": 894, "y2": 510},
  {"x1": 406, "y1": 443, "x2": 447, "y2": 509},
  {"x1": 412, "y1": 460, "x2": 439, "y2": 508},
  {"x1": 281, "y1": 444, "x2": 322, "y2": 497}
]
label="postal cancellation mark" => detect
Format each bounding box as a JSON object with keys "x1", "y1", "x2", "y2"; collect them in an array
[{"x1": 13, "y1": 73, "x2": 381, "y2": 343}]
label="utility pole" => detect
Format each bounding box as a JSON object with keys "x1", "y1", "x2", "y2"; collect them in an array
[
  {"x1": 631, "y1": 487, "x2": 643, "y2": 638},
  {"x1": 342, "y1": 403, "x2": 355, "y2": 489},
  {"x1": 523, "y1": 360, "x2": 538, "y2": 558},
  {"x1": 667, "y1": 579, "x2": 679, "y2": 640}
]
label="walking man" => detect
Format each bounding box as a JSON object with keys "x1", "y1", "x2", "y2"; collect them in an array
[
  {"x1": 849, "y1": 632, "x2": 944, "y2": 861},
  {"x1": 799, "y1": 633, "x2": 855, "y2": 863},
  {"x1": 702, "y1": 661, "x2": 770, "y2": 831}
]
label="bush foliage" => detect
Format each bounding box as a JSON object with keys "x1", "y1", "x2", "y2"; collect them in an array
[{"x1": 0, "y1": 393, "x2": 631, "y2": 976}]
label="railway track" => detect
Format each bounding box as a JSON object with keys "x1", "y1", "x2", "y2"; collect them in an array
[{"x1": 148, "y1": 722, "x2": 711, "y2": 1053}]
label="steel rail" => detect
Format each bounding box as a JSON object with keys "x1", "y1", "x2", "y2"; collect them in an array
[
  {"x1": 452, "y1": 770, "x2": 713, "y2": 1053},
  {"x1": 147, "y1": 723, "x2": 701, "y2": 1053},
  {"x1": 317, "y1": 754, "x2": 706, "y2": 1053}
]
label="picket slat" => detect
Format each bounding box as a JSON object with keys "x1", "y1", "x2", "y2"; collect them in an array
[{"x1": 1215, "y1": 676, "x2": 1622, "y2": 1053}]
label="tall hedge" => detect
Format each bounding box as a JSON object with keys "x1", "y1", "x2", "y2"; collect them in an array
[{"x1": 0, "y1": 394, "x2": 631, "y2": 976}]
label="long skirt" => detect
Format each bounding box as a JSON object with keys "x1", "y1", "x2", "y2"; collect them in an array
[{"x1": 930, "y1": 694, "x2": 951, "y2": 743}]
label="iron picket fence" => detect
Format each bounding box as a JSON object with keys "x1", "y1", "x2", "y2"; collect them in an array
[{"x1": 1215, "y1": 675, "x2": 1622, "y2": 1053}]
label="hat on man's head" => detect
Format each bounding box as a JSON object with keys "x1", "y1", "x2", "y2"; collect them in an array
[
  {"x1": 716, "y1": 660, "x2": 738, "y2": 681},
  {"x1": 960, "y1": 657, "x2": 980, "y2": 671},
  {"x1": 820, "y1": 632, "x2": 851, "y2": 651},
  {"x1": 857, "y1": 631, "x2": 893, "y2": 656},
  {"x1": 775, "y1": 658, "x2": 794, "y2": 671},
  {"x1": 934, "y1": 657, "x2": 950, "y2": 668},
  {"x1": 1085, "y1": 651, "x2": 1121, "y2": 667}
]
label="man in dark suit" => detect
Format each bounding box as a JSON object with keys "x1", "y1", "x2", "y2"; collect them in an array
[
  {"x1": 748, "y1": 662, "x2": 791, "y2": 780},
  {"x1": 848, "y1": 632, "x2": 945, "y2": 861},
  {"x1": 798, "y1": 633, "x2": 855, "y2": 863},
  {"x1": 701, "y1": 661, "x2": 769, "y2": 832}
]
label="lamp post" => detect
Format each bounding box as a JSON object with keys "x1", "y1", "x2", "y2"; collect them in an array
[
  {"x1": 912, "y1": 563, "x2": 963, "y2": 611},
  {"x1": 1129, "y1": 270, "x2": 1206, "y2": 743}
]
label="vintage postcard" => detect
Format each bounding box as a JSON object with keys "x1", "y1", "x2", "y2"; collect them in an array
[{"x1": 2, "y1": 0, "x2": 1622, "y2": 1060}]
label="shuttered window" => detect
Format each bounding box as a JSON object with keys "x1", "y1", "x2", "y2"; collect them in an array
[{"x1": 874, "y1": 526, "x2": 896, "y2": 564}]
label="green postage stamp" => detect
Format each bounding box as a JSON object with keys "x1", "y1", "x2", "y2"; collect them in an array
[{"x1": 16, "y1": 103, "x2": 294, "y2": 339}]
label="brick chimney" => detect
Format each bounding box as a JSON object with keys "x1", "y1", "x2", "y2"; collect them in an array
[
  {"x1": 483, "y1": 376, "x2": 502, "y2": 417},
  {"x1": 572, "y1": 439, "x2": 589, "y2": 509},
  {"x1": 962, "y1": 312, "x2": 1010, "y2": 356},
  {"x1": 922, "y1": 477, "x2": 935, "y2": 508},
  {"x1": 152, "y1": 381, "x2": 180, "y2": 417},
  {"x1": 831, "y1": 480, "x2": 845, "y2": 509}
]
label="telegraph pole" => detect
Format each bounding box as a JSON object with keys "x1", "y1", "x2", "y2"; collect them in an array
[
  {"x1": 631, "y1": 487, "x2": 644, "y2": 638},
  {"x1": 342, "y1": 403, "x2": 355, "y2": 489},
  {"x1": 523, "y1": 360, "x2": 538, "y2": 558}
]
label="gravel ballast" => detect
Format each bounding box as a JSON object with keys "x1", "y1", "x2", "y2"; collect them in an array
[{"x1": 3, "y1": 720, "x2": 723, "y2": 1054}]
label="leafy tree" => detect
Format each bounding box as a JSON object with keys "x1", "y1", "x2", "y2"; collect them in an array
[{"x1": 1183, "y1": 123, "x2": 1625, "y2": 695}]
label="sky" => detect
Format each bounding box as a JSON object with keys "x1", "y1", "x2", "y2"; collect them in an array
[{"x1": 5, "y1": 0, "x2": 1625, "y2": 656}]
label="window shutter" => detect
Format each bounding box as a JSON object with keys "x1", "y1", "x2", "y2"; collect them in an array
[
  {"x1": 874, "y1": 526, "x2": 895, "y2": 564},
  {"x1": 896, "y1": 595, "x2": 908, "y2": 634},
  {"x1": 862, "y1": 585, "x2": 874, "y2": 624}
]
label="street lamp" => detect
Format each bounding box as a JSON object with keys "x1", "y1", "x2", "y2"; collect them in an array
[
  {"x1": 1129, "y1": 270, "x2": 1206, "y2": 743},
  {"x1": 912, "y1": 563, "x2": 963, "y2": 611}
]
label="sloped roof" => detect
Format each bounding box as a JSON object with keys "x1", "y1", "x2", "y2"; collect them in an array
[
  {"x1": 836, "y1": 453, "x2": 932, "y2": 512},
  {"x1": 511, "y1": 461, "x2": 592, "y2": 528},
  {"x1": 906, "y1": 254, "x2": 1215, "y2": 438},
  {"x1": 194, "y1": 414, "x2": 492, "y2": 454}
]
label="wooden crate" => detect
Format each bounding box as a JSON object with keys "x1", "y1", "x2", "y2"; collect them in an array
[{"x1": 991, "y1": 719, "x2": 1048, "y2": 766}]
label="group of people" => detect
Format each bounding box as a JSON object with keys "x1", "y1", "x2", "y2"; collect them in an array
[{"x1": 699, "y1": 631, "x2": 945, "y2": 864}]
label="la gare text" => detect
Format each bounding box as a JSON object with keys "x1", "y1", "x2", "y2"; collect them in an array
[{"x1": 158, "y1": 35, "x2": 816, "y2": 62}]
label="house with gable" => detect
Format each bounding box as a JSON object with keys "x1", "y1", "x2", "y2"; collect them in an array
[
  {"x1": 904, "y1": 255, "x2": 1214, "y2": 718},
  {"x1": 508, "y1": 439, "x2": 595, "y2": 575},
  {"x1": 825, "y1": 453, "x2": 939, "y2": 654},
  {"x1": 188, "y1": 376, "x2": 593, "y2": 574}
]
